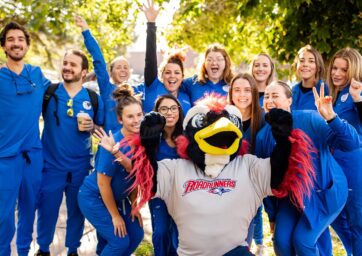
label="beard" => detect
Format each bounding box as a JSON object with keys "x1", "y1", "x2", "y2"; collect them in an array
[
  {"x1": 62, "y1": 70, "x2": 82, "y2": 83},
  {"x1": 5, "y1": 47, "x2": 26, "y2": 61}
]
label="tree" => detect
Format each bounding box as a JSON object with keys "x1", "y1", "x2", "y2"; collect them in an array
[
  {"x1": 0, "y1": 0, "x2": 141, "y2": 68},
  {"x1": 164, "y1": 0, "x2": 362, "y2": 68}
]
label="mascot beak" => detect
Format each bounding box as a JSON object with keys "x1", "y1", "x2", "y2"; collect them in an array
[{"x1": 194, "y1": 117, "x2": 242, "y2": 155}]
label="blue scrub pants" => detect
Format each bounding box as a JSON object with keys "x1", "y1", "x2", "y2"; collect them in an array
[
  {"x1": 273, "y1": 198, "x2": 343, "y2": 256},
  {"x1": 246, "y1": 205, "x2": 263, "y2": 246},
  {"x1": 343, "y1": 188, "x2": 362, "y2": 255},
  {"x1": 331, "y1": 208, "x2": 352, "y2": 255},
  {"x1": 36, "y1": 168, "x2": 89, "y2": 254},
  {"x1": 0, "y1": 150, "x2": 43, "y2": 256},
  {"x1": 78, "y1": 185, "x2": 144, "y2": 256},
  {"x1": 149, "y1": 198, "x2": 178, "y2": 256}
]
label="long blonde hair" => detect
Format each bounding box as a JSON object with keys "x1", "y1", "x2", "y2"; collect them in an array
[
  {"x1": 249, "y1": 53, "x2": 276, "y2": 86},
  {"x1": 327, "y1": 48, "x2": 362, "y2": 104}
]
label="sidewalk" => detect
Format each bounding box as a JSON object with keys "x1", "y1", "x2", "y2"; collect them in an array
[{"x1": 11, "y1": 199, "x2": 152, "y2": 256}]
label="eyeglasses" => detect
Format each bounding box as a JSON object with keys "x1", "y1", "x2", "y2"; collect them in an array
[
  {"x1": 205, "y1": 57, "x2": 225, "y2": 64},
  {"x1": 67, "y1": 99, "x2": 74, "y2": 117},
  {"x1": 158, "y1": 105, "x2": 179, "y2": 115},
  {"x1": 7, "y1": 65, "x2": 36, "y2": 95}
]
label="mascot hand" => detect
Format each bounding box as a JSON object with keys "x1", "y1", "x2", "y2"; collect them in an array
[
  {"x1": 265, "y1": 108, "x2": 292, "y2": 142},
  {"x1": 140, "y1": 111, "x2": 166, "y2": 149}
]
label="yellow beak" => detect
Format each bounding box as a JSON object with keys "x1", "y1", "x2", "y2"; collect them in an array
[{"x1": 194, "y1": 117, "x2": 242, "y2": 155}]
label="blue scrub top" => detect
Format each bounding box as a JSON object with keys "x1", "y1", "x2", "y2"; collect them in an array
[
  {"x1": 291, "y1": 80, "x2": 329, "y2": 111},
  {"x1": 42, "y1": 83, "x2": 104, "y2": 171},
  {"x1": 181, "y1": 75, "x2": 229, "y2": 105},
  {"x1": 82, "y1": 29, "x2": 121, "y2": 134},
  {"x1": 333, "y1": 85, "x2": 362, "y2": 188},
  {"x1": 157, "y1": 138, "x2": 179, "y2": 161},
  {"x1": 82, "y1": 131, "x2": 133, "y2": 204},
  {"x1": 256, "y1": 110, "x2": 359, "y2": 225},
  {"x1": 0, "y1": 64, "x2": 50, "y2": 157},
  {"x1": 143, "y1": 78, "x2": 191, "y2": 114}
]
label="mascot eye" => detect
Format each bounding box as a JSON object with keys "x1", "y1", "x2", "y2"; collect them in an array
[
  {"x1": 229, "y1": 114, "x2": 241, "y2": 128},
  {"x1": 191, "y1": 113, "x2": 206, "y2": 128}
]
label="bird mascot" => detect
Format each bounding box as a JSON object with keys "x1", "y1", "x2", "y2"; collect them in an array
[{"x1": 121, "y1": 94, "x2": 315, "y2": 256}]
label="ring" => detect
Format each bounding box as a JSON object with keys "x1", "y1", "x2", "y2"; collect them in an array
[{"x1": 78, "y1": 120, "x2": 82, "y2": 124}]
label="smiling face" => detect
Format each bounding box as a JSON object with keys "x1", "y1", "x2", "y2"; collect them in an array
[
  {"x1": 205, "y1": 51, "x2": 226, "y2": 83},
  {"x1": 162, "y1": 63, "x2": 183, "y2": 94},
  {"x1": 2, "y1": 29, "x2": 29, "y2": 61},
  {"x1": 297, "y1": 51, "x2": 317, "y2": 83},
  {"x1": 231, "y1": 78, "x2": 252, "y2": 112},
  {"x1": 120, "y1": 103, "x2": 143, "y2": 136},
  {"x1": 331, "y1": 58, "x2": 349, "y2": 89},
  {"x1": 263, "y1": 82, "x2": 292, "y2": 113},
  {"x1": 62, "y1": 53, "x2": 86, "y2": 83},
  {"x1": 111, "y1": 58, "x2": 130, "y2": 85},
  {"x1": 157, "y1": 98, "x2": 180, "y2": 128},
  {"x1": 252, "y1": 55, "x2": 272, "y2": 85}
]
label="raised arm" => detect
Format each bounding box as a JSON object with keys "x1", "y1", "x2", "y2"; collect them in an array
[
  {"x1": 313, "y1": 85, "x2": 361, "y2": 151},
  {"x1": 74, "y1": 16, "x2": 111, "y2": 95},
  {"x1": 141, "y1": 0, "x2": 160, "y2": 87},
  {"x1": 267, "y1": 109, "x2": 315, "y2": 210}
]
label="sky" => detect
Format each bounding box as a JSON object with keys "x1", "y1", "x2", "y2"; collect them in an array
[{"x1": 128, "y1": 0, "x2": 180, "y2": 52}]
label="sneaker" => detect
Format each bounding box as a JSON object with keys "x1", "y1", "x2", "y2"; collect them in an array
[
  {"x1": 255, "y1": 244, "x2": 265, "y2": 256},
  {"x1": 34, "y1": 250, "x2": 50, "y2": 256}
]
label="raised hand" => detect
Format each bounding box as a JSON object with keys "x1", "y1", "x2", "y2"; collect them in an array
[
  {"x1": 265, "y1": 108, "x2": 293, "y2": 143},
  {"x1": 313, "y1": 83, "x2": 337, "y2": 121},
  {"x1": 140, "y1": 0, "x2": 160, "y2": 23},
  {"x1": 93, "y1": 128, "x2": 116, "y2": 153},
  {"x1": 74, "y1": 15, "x2": 89, "y2": 31},
  {"x1": 349, "y1": 78, "x2": 362, "y2": 102}
]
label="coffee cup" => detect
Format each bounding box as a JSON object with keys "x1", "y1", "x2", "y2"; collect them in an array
[{"x1": 77, "y1": 112, "x2": 91, "y2": 131}]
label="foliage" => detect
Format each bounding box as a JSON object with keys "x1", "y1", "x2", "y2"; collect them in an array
[
  {"x1": 0, "y1": 0, "x2": 141, "y2": 68},
  {"x1": 165, "y1": 0, "x2": 362, "y2": 68}
]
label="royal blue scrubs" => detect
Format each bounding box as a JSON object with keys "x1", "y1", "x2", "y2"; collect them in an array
[
  {"x1": 332, "y1": 85, "x2": 362, "y2": 255},
  {"x1": 255, "y1": 110, "x2": 360, "y2": 255},
  {"x1": 82, "y1": 29, "x2": 122, "y2": 134},
  {"x1": 78, "y1": 131, "x2": 144, "y2": 255},
  {"x1": 37, "y1": 83, "x2": 104, "y2": 254},
  {"x1": 0, "y1": 64, "x2": 50, "y2": 256},
  {"x1": 182, "y1": 75, "x2": 229, "y2": 105}
]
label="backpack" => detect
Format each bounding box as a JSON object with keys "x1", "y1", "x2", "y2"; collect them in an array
[{"x1": 42, "y1": 83, "x2": 98, "y2": 126}]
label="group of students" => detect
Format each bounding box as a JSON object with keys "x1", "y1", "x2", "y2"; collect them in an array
[{"x1": 0, "y1": 0, "x2": 361, "y2": 255}]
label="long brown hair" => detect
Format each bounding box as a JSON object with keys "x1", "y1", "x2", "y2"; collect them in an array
[
  {"x1": 327, "y1": 47, "x2": 362, "y2": 104},
  {"x1": 228, "y1": 73, "x2": 262, "y2": 153},
  {"x1": 293, "y1": 45, "x2": 325, "y2": 83},
  {"x1": 198, "y1": 43, "x2": 233, "y2": 84}
]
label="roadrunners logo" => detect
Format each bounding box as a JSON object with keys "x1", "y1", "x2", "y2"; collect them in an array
[{"x1": 182, "y1": 179, "x2": 236, "y2": 196}]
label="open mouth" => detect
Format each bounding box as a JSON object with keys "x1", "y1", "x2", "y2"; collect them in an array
[{"x1": 204, "y1": 131, "x2": 238, "y2": 149}]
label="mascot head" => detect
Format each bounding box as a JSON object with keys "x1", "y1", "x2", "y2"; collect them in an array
[{"x1": 177, "y1": 93, "x2": 243, "y2": 178}]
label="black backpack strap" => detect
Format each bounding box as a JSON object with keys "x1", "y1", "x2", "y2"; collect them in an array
[
  {"x1": 43, "y1": 83, "x2": 60, "y2": 126},
  {"x1": 85, "y1": 88, "x2": 99, "y2": 123}
]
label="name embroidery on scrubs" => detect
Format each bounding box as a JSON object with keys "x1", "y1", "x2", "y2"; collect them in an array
[
  {"x1": 341, "y1": 93, "x2": 349, "y2": 103},
  {"x1": 182, "y1": 178, "x2": 236, "y2": 196}
]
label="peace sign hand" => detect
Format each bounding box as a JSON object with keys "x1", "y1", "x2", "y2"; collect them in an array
[
  {"x1": 349, "y1": 78, "x2": 362, "y2": 102},
  {"x1": 313, "y1": 82, "x2": 337, "y2": 121}
]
